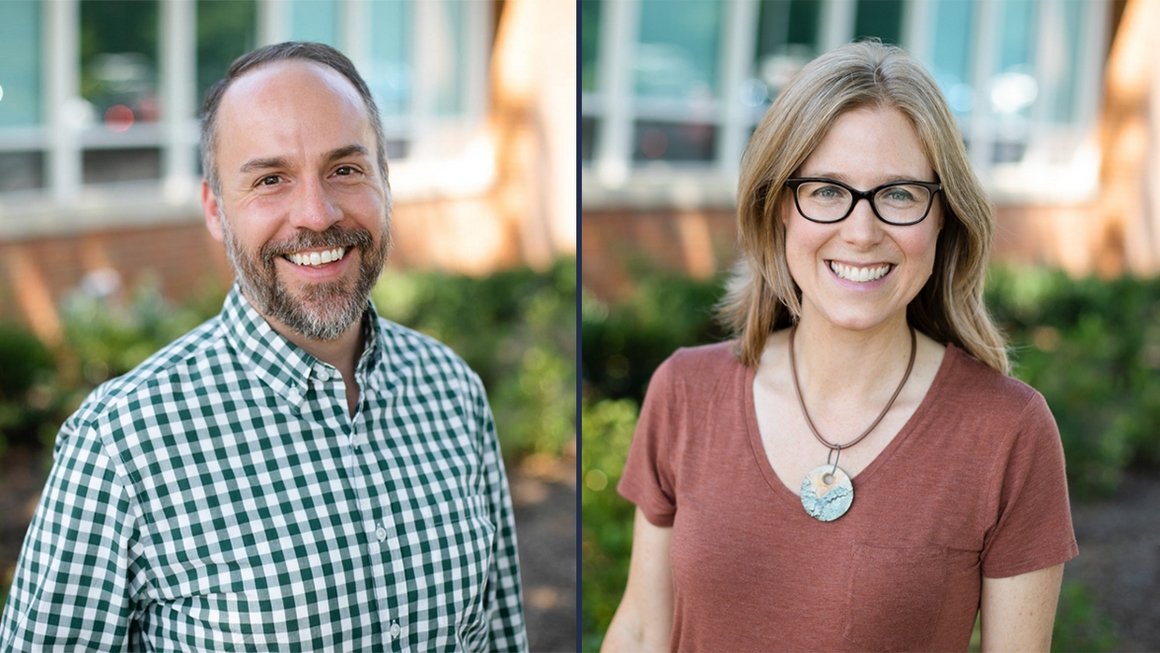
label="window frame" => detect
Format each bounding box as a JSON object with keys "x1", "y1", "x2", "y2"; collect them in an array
[{"x1": 0, "y1": 0, "x2": 494, "y2": 236}]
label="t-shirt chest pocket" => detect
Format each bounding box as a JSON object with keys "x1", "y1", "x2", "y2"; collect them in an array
[{"x1": 843, "y1": 542, "x2": 950, "y2": 651}]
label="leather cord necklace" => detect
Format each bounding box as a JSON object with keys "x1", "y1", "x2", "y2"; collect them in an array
[{"x1": 789, "y1": 325, "x2": 917, "y2": 521}]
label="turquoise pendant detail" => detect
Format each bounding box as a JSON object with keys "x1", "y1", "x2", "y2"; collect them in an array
[{"x1": 800, "y1": 464, "x2": 854, "y2": 521}]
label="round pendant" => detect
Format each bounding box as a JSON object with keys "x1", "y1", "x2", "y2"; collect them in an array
[{"x1": 800, "y1": 464, "x2": 854, "y2": 522}]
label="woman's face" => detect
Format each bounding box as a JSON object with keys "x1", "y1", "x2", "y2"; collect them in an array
[{"x1": 782, "y1": 105, "x2": 942, "y2": 335}]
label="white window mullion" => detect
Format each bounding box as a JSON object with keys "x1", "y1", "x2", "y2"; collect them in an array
[
  {"x1": 1032, "y1": 0, "x2": 1058, "y2": 146},
  {"x1": 46, "y1": 0, "x2": 80, "y2": 203},
  {"x1": 594, "y1": 0, "x2": 637, "y2": 187},
  {"x1": 718, "y1": 0, "x2": 759, "y2": 182},
  {"x1": 410, "y1": 0, "x2": 439, "y2": 160},
  {"x1": 257, "y1": 0, "x2": 288, "y2": 46},
  {"x1": 1076, "y1": 0, "x2": 1109, "y2": 128},
  {"x1": 341, "y1": 0, "x2": 370, "y2": 65},
  {"x1": 821, "y1": 0, "x2": 856, "y2": 52},
  {"x1": 463, "y1": 0, "x2": 491, "y2": 126},
  {"x1": 160, "y1": 0, "x2": 196, "y2": 196},
  {"x1": 967, "y1": 0, "x2": 999, "y2": 178},
  {"x1": 902, "y1": 0, "x2": 933, "y2": 62}
]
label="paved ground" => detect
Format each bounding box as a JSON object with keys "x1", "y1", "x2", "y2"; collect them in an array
[
  {"x1": 509, "y1": 452, "x2": 577, "y2": 652},
  {"x1": 0, "y1": 445, "x2": 578, "y2": 652},
  {"x1": 1065, "y1": 470, "x2": 1160, "y2": 651}
]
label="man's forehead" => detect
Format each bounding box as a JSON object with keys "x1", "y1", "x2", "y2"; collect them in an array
[{"x1": 219, "y1": 59, "x2": 366, "y2": 119}]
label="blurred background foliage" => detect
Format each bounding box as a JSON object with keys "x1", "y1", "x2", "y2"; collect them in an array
[
  {"x1": 0, "y1": 258, "x2": 577, "y2": 464},
  {"x1": 581, "y1": 264, "x2": 1156, "y2": 651}
]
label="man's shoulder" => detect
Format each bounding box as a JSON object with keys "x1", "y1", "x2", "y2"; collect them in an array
[
  {"x1": 375, "y1": 317, "x2": 479, "y2": 382},
  {"x1": 68, "y1": 316, "x2": 225, "y2": 429}
]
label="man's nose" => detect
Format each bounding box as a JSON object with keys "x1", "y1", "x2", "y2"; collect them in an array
[{"x1": 290, "y1": 177, "x2": 342, "y2": 231}]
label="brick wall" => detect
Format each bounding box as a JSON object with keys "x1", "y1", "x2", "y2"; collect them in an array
[{"x1": 0, "y1": 220, "x2": 232, "y2": 343}]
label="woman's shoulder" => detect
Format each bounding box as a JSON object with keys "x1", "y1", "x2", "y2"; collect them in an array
[
  {"x1": 941, "y1": 344, "x2": 1051, "y2": 424},
  {"x1": 646, "y1": 341, "x2": 743, "y2": 397},
  {"x1": 657, "y1": 341, "x2": 742, "y2": 379}
]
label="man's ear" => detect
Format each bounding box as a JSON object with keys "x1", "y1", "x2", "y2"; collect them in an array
[{"x1": 202, "y1": 180, "x2": 225, "y2": 243}]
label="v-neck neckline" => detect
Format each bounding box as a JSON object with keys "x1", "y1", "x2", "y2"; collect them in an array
[{"x1": 743, "y1": 342, "x2": 960, "y2": 511}]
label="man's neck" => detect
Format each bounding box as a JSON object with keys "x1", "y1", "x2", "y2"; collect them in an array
[{"x1": 267, "y1": 311, "x2": 366, "y2": 417}]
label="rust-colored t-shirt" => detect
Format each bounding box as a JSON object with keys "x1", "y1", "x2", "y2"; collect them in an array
[{"x1": 619, "y1": 341, "x2": 1078, "y2": 652}]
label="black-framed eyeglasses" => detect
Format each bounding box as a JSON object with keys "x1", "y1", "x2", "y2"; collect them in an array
[{"x1": 784, "y1": 177, "x2": 943, "y2": 226}]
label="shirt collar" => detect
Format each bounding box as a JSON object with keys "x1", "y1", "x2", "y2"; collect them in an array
[{"x1": 219, "y1": 283, "x2": 385, "y2": 409}]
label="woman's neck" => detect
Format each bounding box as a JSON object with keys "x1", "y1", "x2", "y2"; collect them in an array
[{"x1": 791, "y1": 313, "x2": 914, "y2": 404}]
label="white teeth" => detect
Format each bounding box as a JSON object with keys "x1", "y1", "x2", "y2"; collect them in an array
[
  {"x1": 830, "y1": 261, "x2": 891, "y2": 282},
  {"x1": 287, "y1": 247, "x2": 345, "y2": 267}
]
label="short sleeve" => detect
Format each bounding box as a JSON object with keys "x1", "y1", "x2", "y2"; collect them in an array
[
  {"x1": 981, "y1": 391, "x2": 1079, "y2": 578},
  {"x1": 618, "y1": 356, "x2": 683, "y2": 527}
]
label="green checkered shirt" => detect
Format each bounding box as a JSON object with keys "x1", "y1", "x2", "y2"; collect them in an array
[{"x1": 0, "y1": 285, "x2": 527, "y2": 652}]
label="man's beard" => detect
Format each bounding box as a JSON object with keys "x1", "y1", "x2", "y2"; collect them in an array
[{"x1": 219, "y1": 211, "x2": 390, "y2": 341}]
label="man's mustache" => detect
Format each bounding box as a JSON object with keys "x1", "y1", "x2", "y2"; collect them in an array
[{"x1": 259, "y1": 227, "x2": 375, "y2": 264}]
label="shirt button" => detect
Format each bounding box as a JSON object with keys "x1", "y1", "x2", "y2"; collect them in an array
[
  {"x1": 314, "y1": 365, "x2": 331, "y2": 380},
  {"x1": 389, "y1": 622, "x2": 401, "y2": 638},
  {"x1": 375, "y1": 526, "x2": 387, "y2": 542}
]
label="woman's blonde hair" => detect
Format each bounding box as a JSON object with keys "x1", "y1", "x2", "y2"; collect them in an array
[{"x1": 718, "y1": 40, "x2": 1009, "y2": 374}]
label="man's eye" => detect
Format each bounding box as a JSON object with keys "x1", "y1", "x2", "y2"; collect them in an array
[
  {"x1": 257, "y1": 175, "x2": 282, "y2": 187},
  {"x1": 334, "y1": 165, "x2": 360, "y2": 177}
]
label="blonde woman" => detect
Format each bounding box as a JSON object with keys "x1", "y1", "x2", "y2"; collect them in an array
[{"x1": 603, "y1": 41, "x2": 1077, "y2": 652}]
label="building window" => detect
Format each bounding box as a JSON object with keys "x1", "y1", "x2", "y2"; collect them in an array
[
  {"x1": 0, "y1": 0, "x2": 491, "y2": 230},
  {"x1": 196, "y1": 0, "x2": 259, "y2": 104},
  {"x1": 583, "y1": 0, "x2": 1108, "y2": 205},
  {"x1": 0, "y1": 0, "x2": 43, "y2": 129},
  {"x1": 0, "y1": 0, "x2": 45, "y2": 192}
]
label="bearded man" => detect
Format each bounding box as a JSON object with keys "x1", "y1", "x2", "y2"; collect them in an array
[{"x1": 0, "y1": 42, "x2": 527, "y2": 652}]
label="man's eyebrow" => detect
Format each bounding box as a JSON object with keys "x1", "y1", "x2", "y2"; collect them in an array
[
  {"x1": 236, "y1": 146, "x2": 371, "y2": 176},
  {"x1": 238, "y1": 156, "x2": 289, "y2": 174},
  {"x1": 326, "y1": 144, "x2": 371, "y2": 162}
]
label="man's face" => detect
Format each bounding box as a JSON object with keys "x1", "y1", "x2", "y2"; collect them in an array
[{"x1": 202, "y1": 60, "x2": 390, "y2": 342}]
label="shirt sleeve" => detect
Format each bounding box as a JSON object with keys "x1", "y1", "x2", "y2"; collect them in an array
[
  {"x1": 471, "y1": 375, "x2": 529, "y2": 653},
  {"x1": 617, "y1": 355, "x2": 682, "y2": 527},
  {"x1": 981, "y1": 391, "x2": 1079, "y2": 578},
  {"x1": 0, "y1": 414, "x2": 144, "y2": 650}
]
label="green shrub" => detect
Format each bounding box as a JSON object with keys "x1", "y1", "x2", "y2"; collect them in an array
[
  {"x1": 60, "y1": 278, "x2": 221, "y2": 388},
  {"x1": 0, "y1": 323, "x2": 57, "y2": 450},
  {"x1": 1051, "y1": 579, "x2": 1119, "y2": 652},
  {"x1": 580, "y1": 398, "x2": 639, "y2": 652},
  {"x1": 582, "y1": 271, "x2": 726, "y2": 404},
  {"x1": 987, "y1": 267, "x2": 1160, "y2": 498},
  {"x1": 373, "y1": 258, "x2": 576, "y2": 461}
]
